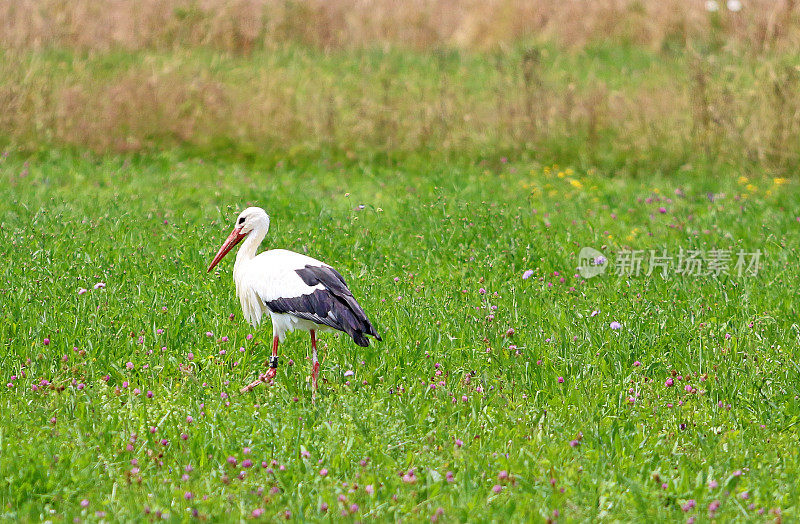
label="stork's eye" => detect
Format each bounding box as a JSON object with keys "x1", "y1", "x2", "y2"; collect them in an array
[{"x1": 238, "y1": 217, "x2": 245, "y2": 225}]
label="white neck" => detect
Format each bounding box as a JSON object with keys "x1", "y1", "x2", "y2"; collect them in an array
[
  {"x1": 232, "y1": 215, "x2": 270, "y2": 317},
  {"x1": 235, "y1": 223, "x2": 267, "y2": 267}
]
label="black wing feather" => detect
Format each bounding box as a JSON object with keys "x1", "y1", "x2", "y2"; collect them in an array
[{"x1": 264, "y1": 265, "x2": 381, "y2": 347}]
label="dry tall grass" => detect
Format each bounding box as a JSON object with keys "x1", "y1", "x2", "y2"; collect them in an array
[
  {"x1": 1, "y1": 1, "x2": 800, "y2": 175},
  {"x1": 1, "y1": 0, "x2": 798, "y2": 52}
]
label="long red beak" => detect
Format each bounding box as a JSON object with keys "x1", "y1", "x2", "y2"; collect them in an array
[{"x1": 207, "y1": 227, "x2": 247, "y2": 272}]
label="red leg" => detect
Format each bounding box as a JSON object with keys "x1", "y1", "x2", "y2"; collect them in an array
[
  {"x1": 240, "y1": 335, "x2": 279, "y2": 393},
  {"x1": 310, "y1": 330, "x2": 320, "y2": 400},
  {"x1": 265, "y1": 335, "x2": 279, "y2": 382}
]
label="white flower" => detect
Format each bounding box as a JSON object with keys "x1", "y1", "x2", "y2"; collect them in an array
[
  {"x1": 727, "y1": 0, "x2": 742, "y2": 12},
  {"x1": 78, "y1": 288, "x2": 87, "y2": 295},
  {"x1": 344, "y1": 370, "x2": 354, "y2": 377},
  {"x1": 705, "y1": 0, "x2": 719, "y2": 11},
  {"x1": 93, "y1": 282, "x2": 106, "y2": 289}
]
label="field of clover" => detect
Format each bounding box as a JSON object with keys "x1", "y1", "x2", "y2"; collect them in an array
[{"x1": 1, "y1": 151, "x2": 799, "y2": 522}]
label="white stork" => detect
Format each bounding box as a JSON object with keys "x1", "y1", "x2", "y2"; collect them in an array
[{"x1": 206, "y1": 207, "x2": 381, "y2": 396}]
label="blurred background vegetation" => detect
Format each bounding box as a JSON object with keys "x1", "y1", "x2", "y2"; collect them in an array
[{"x1": 1, "y1": 0, "x2": 799, "y2": 176}]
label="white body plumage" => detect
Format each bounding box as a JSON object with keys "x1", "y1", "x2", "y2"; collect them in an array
[{"x1": 234, "y1": 248, "x2": 337, "y2": 341}]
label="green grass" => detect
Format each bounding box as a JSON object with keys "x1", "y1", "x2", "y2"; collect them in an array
[{"x1": 1, "y1": 150, "x2": 799, "y2": 522}]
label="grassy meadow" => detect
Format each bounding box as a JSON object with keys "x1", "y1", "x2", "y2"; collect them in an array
[
  {"x1": 1, "y1": 153, "x2": 799, "y2": 522},
  {"x1": 2, "y1": 1, "x2": 800, "y2": 522}
]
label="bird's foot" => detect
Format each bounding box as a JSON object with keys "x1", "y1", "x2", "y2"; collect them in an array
[{"x1": 240, "y1": 368, "x2": 277, "y2": 393}]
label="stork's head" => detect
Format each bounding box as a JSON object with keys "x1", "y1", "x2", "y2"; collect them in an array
[{"x1": 207, "y1": 207, "x2": 270, "y2": 272}]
